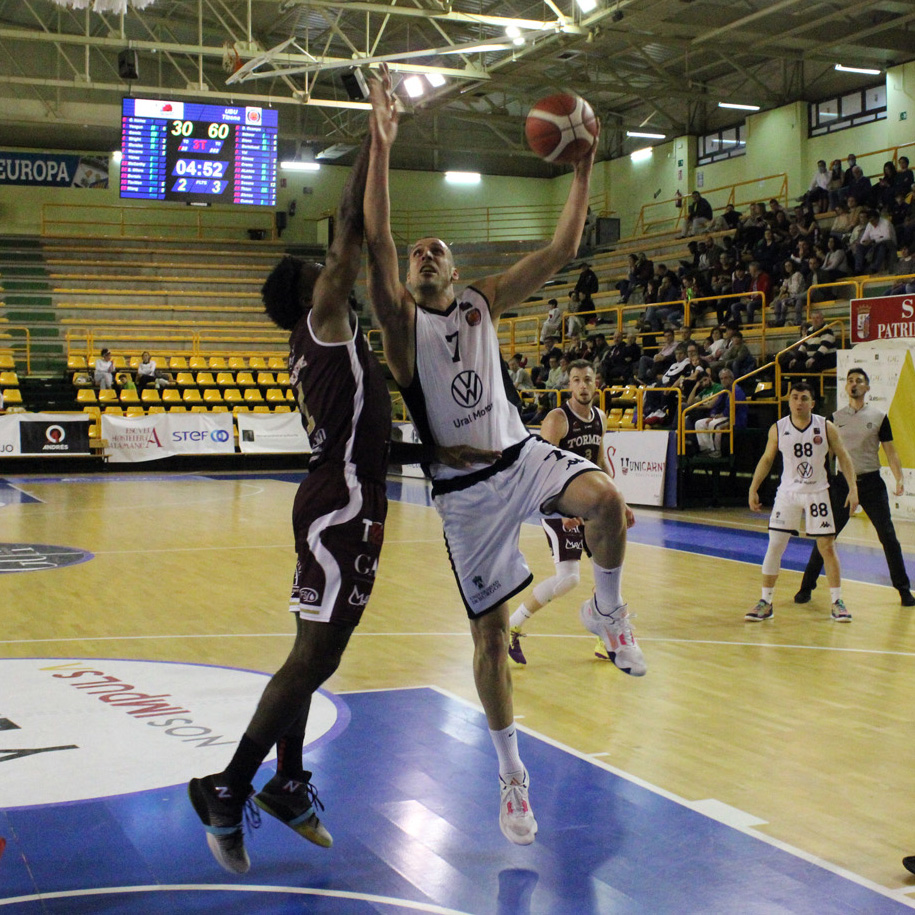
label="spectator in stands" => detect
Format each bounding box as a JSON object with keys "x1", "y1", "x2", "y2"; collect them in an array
[
  {"x1": 590, "y1": 332, "x2": 610, "y2": 366},
  {"x1": 642, "y1": 343, "x2": 690, "y2": 425},
  {"x1": 802, "y1": 160, "x2": 830, "y2": 213},
  {"x1": 644, "y1": 343, "x2": 707, "y2": 427},
  {"x1": 896, "y1": 156, "x2": 913, "y2": 196},
  {"x1": 705, "y1": 326, "x2": 727, "y2": 363},
  {"x1": 829, "y1": 153, "x2": 858, "y2": 210},
  {"x1": 827, "y1": 202, "x2": 853, "y2": 244},
  {"x1": 875, "y1": 161, "x2": 899, "y2": 211},
  {"x1": 769, "y1": 260, "x2": 808, "y2": 327},
  {"x1": 887, "y1": 245, "x2": 915, "y2": 295},
  {"x1": 94, "y1": 348, "x2": 115, "y2": 389},
  {"x1": 136, "y1": 351, "x2": 157, "y2": 392},
  {"x1": 575, "y1": 262, "x2": 600, "y2": 300},
  {"x1": 779, "y1": 311, "x2": 837, "y2": 375},
  {"x1": 643, "y1": 273, "x2": 683, "y2": 330},
  {"x1": 116, "y1": 372, "x2": 136, "y2": 392},
  {"x1": 539, "y1": 299, "x2": 563, "y2": 343},
  {"x1": 826, "y1": 158, "x2": 844, "y2": 196},
  {"x1": 736, "y1": 202, "x2": 767, "y2": 250},
  {"x1": 546, "y1": 354, "x2": 564, "y2": 391},
  {"x1": 847, "y1": 166, "x2": 874, "y2": 209},
  {"x1": 822, "y1": 235, "x2": 850, "y2": 280},
  {"x1": 715, "y1": 330, "x2": 755, "y2": 378},
  {"x1": 539, "y1": 336, "x2": 562, "y2": 372},
  {"x1": 636, "y1": 326, "x2": 677, "y2": 383},
  {"x1": 720, "y1": 203, "x2": 741, "y2": 232},
  {"x1": 890, "y1": 190, "x2": 914, "y2": 249},
  {"x1": 682, "y1": 190, "x2": 713, "y2": 237},
  {"x1": 508, "y1": 355, "x2": 533, "y2": 391},
  {"x1": 601, "y1": 331, "x2": 640, "y2": 384},
  {"x1": 853, "y1": 209, "x2": 897, "y2": 275},
  {"x1": 730, "y1": 261, "x2": 770, "y2": 326},
  {"x1": 565, "y1": 305, "x2": 586, "y2": 339},
  {"x1": 683, "y1": 369, "x2": 723, "y2": 445},
  {"x1": 753, "y1": 228, "x2": 781, "y2": 275},
  {"x1": 694, "y1": 368, "x2": 748, "y2": 458}
]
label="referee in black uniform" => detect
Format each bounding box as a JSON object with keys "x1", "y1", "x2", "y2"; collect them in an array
[{"x1": 795, "y1": 367, "x2": 914, "y2": 607}]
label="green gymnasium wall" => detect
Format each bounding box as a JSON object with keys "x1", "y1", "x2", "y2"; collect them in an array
[{"x1": 1, "y1": 60, "x2": 912, "y2": 246}]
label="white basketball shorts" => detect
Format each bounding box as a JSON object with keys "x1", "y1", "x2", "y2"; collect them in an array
[{"x1": 768, "y1": 488, "x2": 836, "y2": 537}]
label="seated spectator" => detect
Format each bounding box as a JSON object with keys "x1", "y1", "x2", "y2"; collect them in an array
[
  {"x1": 556, "y1": 356, "x2": 571, "y2": 390},
  {"x1": 539, "y1": 299, "x2": 563, "y2": 343},
  {"x1": 709, "y1": 330, "x2": 754, "y2": 378},
  {"x1": 644, "y1": 343, "x2": 707, "y2": 427},
  {"x1": 891, "y1": 190, "x2": 915, "y2": 249},
  {"x1": 642, "y1": 344, "x2": 689, "y2": 425},
  {"x1": 828, "y1": 202, "x2": 854, "y2": 243},
  {"x1": 704, "y1": 326, "x2": 727, "y2": 363},
  {"x1": 600, "y1": 331, "x2": 640, "y2": 384},
  {"x1": 545, "y1": 354, "x2": 564, "y2": 391},
  {"x1": 769, "y1": 260, "x2": 808, "y2": 327},
  {"x1": 853, "y1": 209, "x2": 897, "y2": 275},
  {"x1": 778, "y1": 311, "x2": 837, "y2": 374},
  {"x1": 829, "y1": 153, "x2": 859, "y2": 209},
  {"x1": 736, "y1": 202, "x2": 767, "y2": 250},
  {"x1": 896, "y1": 156, "x2": 914, "y2": 197},
  {"x1": 684, "y1": 368, "x2": 723, "y2": 427},
  {"x1": 589, "y1": 332, "x2": 610, "y2": 366},
  {"x1": 643, "y1": 273, "x2": 683, "y2": 330},
  {"x1": 508, "y1": 355, "x2": 533, "y2": 390},
  {"x1": 539, "y1": 337, "x2": 562, "y2": 372},
  {"x1": 681, "y1": 190, "x2": 713, "y2": 237},
  {"x1": 826, "y1": 158, "x2": 844, "y2": 198},
  {"x1": 636, "y1": 326, "x2": 678, "y2": 383},
  {"x1": 575, "y1": 261, "x2": 600, "y2": 300},
  {"x1": 694, "y1": 368, "x2": 748, "y2": 458},
  {"x1": 887, "y1": 245, "x2": 915, "y2": 295},
  {"x1": 565, "y1": 307, "x2": 586, "y2": 340},
  {"x1": 752, "y1": 228, "x2": 781, "y2": 275},
  {"x1": 730, "y1": 262, "x2": 770, "y2": 326},
  {"x1": 116, "y1": 372, "x2": 136, "y2": 392},
  {"x1": 135, "y1": 351, "x2": 173, "y2": 392},
  {"x1": 801, "y1": 160, "x2": 830, "y2": 213},
  {"x1": 821, "y1": 235, "x2": 850, "y2": 280},
  {"x1": 94, "y1": 348, "x2": 115, "y2": 389},
  {"x1": 875, "y1": 161, "x2": 899, "y2": 211},
  {"x1": 720, "y1": 203, "x2": 741, "y2": 232},
  {"x1": 846, "y1": 166, "x2": 874, "y2": 210}
]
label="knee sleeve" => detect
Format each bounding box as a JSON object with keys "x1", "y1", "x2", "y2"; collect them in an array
[
  {"x1": 762, "y1": 530, "x2": 791, "y2": 576},
  {"x1": 532, "y1": 561, "x2": 581, "y2": 605}
]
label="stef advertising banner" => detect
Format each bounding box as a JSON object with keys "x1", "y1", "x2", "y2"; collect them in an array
[
  {"x1": 101, "y1": 413, "x2": 234, "y2": 463},
  {"x1": 850, "y1": 294, "x2": 915, "y2": 343}
]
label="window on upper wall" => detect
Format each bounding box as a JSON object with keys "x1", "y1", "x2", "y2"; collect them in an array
[
  {"x1": 697, "y1": 124, "x2": 747, "y2": 165},
  {"x1": 808, "y1": 84, "x2": 886, "y2": 136}
]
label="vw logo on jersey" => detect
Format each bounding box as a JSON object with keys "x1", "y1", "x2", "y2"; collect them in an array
[
  {"x1": 797, "y1": 461, "x2": 814, "y2": 479},
  {"x1": 451, "y1": 370, "x2": 483, "y2": 408}
]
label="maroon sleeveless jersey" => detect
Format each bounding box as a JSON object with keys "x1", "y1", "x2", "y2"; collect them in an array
[
  {"x1": 558, "y1": 401, "x2": 604, "y2": 464},
  {"x1": 288, "y1": 312, "x2": 391, "y2": 483}
]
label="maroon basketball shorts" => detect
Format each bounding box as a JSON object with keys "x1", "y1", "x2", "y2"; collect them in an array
[{"x1": 289, "y1": 463, "x2": 388, "y2": 627}]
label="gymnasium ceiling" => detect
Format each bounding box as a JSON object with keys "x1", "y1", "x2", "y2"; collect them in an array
[{"x1": 0, "y1": 0, "x2": 912, "y2": 178}]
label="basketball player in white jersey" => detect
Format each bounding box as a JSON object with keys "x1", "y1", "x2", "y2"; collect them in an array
[
  {"x1": 746, "y1": 381, "x2": 858, "y2": 622},
  {"x1": 508, "y1": 360, "x2": 636, "y2": 665},
  {"x1": 364, "y1": 68, "x2": 643, "y2": 847}
]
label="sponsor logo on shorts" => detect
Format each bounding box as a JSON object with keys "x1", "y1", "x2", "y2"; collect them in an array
[
  {"x1": 469, "y1": 578, "x2": 502, "y2": 606},
  {"x1": 347, "y1": 586, "x2": 369, "y2": 608},
  {"x1": 354, "y1": 554, "x2": 378, "y2": 577},
  {"x1": 299, "y1": 587, "x2": 320, "y2": 604},
  {"x1": 472, "y1": 575, "x2": 485, "y2": 589},
  {"x1": 361, "y1": 520, "x2": 384, "y2": 546},
  {"x1": 820, "y1": 520, "x2": 831, "y2": 528}
]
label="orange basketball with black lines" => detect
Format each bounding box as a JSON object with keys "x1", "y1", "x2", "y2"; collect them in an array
[{"x1": 525, "y1": 93, "x2": 598, "y2": 164}]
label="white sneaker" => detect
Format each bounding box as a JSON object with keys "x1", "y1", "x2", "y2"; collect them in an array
[
  {"x1": 649, "y1": 409, "x2": 666, "y2": 419},
  {"x1": 499, "y1": 768, "x2": 537, "y2": 845},
  {"x1": 580, "y1": 598, "x2": 647, "y2": 676}
]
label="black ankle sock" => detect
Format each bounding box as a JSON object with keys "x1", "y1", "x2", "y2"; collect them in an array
[
  {"x1": 221, "y1": 734, "x2": 270, "y2": 791},
  {"x1": 276, "y1": 735, "x2": 306, "y2": 779}
]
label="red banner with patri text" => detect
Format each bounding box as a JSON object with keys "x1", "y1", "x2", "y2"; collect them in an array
[{"x1": 850, "y1": 294, "x2": 915, "y2": 343}]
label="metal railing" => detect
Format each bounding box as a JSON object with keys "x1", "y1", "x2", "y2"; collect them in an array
[{"x1": 0, "y1": 325, "x2": 33, "y2": 373}]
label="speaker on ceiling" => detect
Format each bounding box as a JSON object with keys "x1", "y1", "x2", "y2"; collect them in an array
[{"x1": 118, "y1": 49, "x2": 139, "y2": 81}]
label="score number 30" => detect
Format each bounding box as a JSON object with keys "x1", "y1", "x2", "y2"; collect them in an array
[{"x1": 170, "y1": 121, "x2": 231, "y2": 139}]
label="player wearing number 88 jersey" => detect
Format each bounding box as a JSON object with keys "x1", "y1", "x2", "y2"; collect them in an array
[{"x1": 745, "y1": 382, "x2": 859, "y2": 623}]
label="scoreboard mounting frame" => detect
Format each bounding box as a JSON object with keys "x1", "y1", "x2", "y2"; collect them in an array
[{"x1": 119, "y1": 98, "x2": 278, "y2": 207}]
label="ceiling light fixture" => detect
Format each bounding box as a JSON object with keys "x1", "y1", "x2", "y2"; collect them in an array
[
  {"x1": 834, "y1": 63, "x2": 882, "y2": 76},
  {"x1": 280, "y1": 161, "x2": 320, "y2": 172},
  {"x1": 630, "y1": 147, "x2": 653, "y2": 163},
  {"x1": 718, "y1": 102, "x2": 760, "y2": 111},
  {"x1": 427, "y1": 73, "x2": 446, "y2": 88},
  {"x1": 627, "y1": 130, "x2": 666, "y2": 139},
  {"x1": 404, "y1": 75, "x2": 425, "y2": 98},
  {"x1": 577, "y1": 0, "x2": 598, "y2": 13},
  {"x1": 444, "y1": 171, "x2": 481, "y2": 184}
]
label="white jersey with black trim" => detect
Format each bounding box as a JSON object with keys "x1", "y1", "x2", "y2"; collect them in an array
[
  {"x1": 404, "y1": 285, "x2": 528, "y2": 481},
  {"x1": 776, "y1": 413, "x2": 830, "y2": 493}
]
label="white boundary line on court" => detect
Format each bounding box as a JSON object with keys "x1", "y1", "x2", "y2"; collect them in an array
[
  {"x1": 422, "y1": 684, "x2": 915, "y2": 909},
  {"x1": 0, "y1": 883, "x2": 475, "y2": 913}
]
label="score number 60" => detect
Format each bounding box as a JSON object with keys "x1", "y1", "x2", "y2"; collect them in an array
[{"x1": 170, "y1": 121, "x2": 231, "y2": 139}]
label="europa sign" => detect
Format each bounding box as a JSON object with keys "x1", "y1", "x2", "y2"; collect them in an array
[{"x1": 850, "y1": 294, "x2": 915, "y2": 343}]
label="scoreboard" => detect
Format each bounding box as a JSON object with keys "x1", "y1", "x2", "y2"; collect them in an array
[{"x1": 120, "y1": 98, "x2": 278, "y2": 206}]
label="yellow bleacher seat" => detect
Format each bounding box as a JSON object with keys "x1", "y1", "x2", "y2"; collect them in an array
[
  {"x1": 126, "y1": 405, "x2": 145, "y2": 417},
  {"x1": 228, "y1": 356, "x2": 246, "y2": 370},
  {"x1": 111, "y1": 356, "x2": 127, "y2": 369},
  {"x1": 256, "y1": 372, "x2": 276, "y2": 387},
  {"x1": 0, "y1": 372, "x2": 17, "y2": 386},
  {"x1": 183, "y1": 389, "x2": 203, "y2": 403},
  {"x1": 98, "y1": 388, "x2": 118, "y2": 403},
  {"x1": 67, "y1": 355, "x2": 87, "y2": 371},
  {"x1": 267, "y1": 356, "x2": 286, "y2": 370},
  {"x1": 129, "y1": 356, "x2": 141, "y2": 369},
  {"x1": 72, "y1": 371, "x2": 92, "y2": 387},
  {"x1": 275, "y1": 372, "x2": 290, "y2": 386},
  {"x1": 243, "y1": 388, "x2": 264, "y2": 403},
  {"x1": 3, "y1": 388, "x2": 23, "y2": 405},
  {"x1": 203, "y1": 388, "x2": 224, "y2": 404},
  {"x1": 232, "y1": 405, "x2": 250, "y2": 414},
  {"x1": 265, "y1": 388, "x2": 284, "y2": 402},
  {"x1": 223, "y1": 388, "x2": 243, "y2": 404},
  {"x1": 216, "y1": 372, "x2": 235, "y2": 387},
  {"x1": 0, "y1": 356, "x2": 16, "y2": 370},
  {"x1": 235, "y1": 372, "x2": 256, "y2": 387},
  {"x1": 141, "y1": 388, "x2": 161, "y2": 404},
  {"x1": 147, "y1": 405, "x2": 166, "y2": 414},
  {"x1": 162, "y1": 388, "x2": 181, "y2": 403},
  {"x1": 196, "y1": 372, "x2": 216, "y2": 387},
  {"x1": 151, "y1": 354, "x2": 168, "y2": 366},
  {"x1": 248, "y1": 356, "x2": 266, "y2": 369},
  {"x1": 119, "y1": 389, "x2": 140, "y2": 404},
  {"x1": 82, "y1": 406, "x2": 100, "y2": 420},
  {"x1": 620, "y1": 409, "x2": 636, "y2": 428},
  {"x1": 176, "y1": 372, "x2": 195, "y2": 387},
  {"x1": 252, "y1": 405, "x2": 270, "y2": 413},
  {"x1": 285, "y1": 389, "x2": 295, "y2": 401},
  {"x1": 191, "y1": 405, "x2": 209, "y2": 413},
  {"x1": 169, "y1": 406, "x2": 188, "y2": 413},
  {"x1": 209, "y1": 356, "x2": 227, "y2": 370},
  {"x1": 188, "y1": 356, "x2": 207, "y2": 370},
  {"x1": 103, "y1": 405, "x2": 124, "y2": 416},
  {"x1": 77, "y1": 388, "x2": 98, "y2": 404},
  {"x1": 210, "y1": 405, "x2": 229, "y2": 413},
  {"x1": 273, "y1": 404, "x2": 292, "y2": 413},
  {"x1": 169, "y1": 356, "x2": 188, "y2": 370}
]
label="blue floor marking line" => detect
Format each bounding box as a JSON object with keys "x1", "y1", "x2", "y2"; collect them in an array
[
  {"x1": 0, "y1": 480, "x2": 43, "y2": 506},
  {"x1": 1, "y1": 687, "x2": 912, "y2": 914}
]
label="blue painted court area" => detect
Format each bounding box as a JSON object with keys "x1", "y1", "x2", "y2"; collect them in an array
[{"x1": 0, "y1": 688, "x2": 910, "y2": 914}]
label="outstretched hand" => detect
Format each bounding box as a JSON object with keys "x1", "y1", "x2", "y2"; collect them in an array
[
  {"x1": 573, "y1": 117, "x2": 601, "y2": 177},
  {"x1": 368, "y1": 63, "x2": 399, "y2": 149},
  {"x1": 436, "y1": 444, "x2": 502, "y2": 469}
]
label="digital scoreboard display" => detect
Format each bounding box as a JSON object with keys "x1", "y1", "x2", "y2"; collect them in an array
[{"x1": 120, "y1": 98, "x2": 278, "y2": 206}]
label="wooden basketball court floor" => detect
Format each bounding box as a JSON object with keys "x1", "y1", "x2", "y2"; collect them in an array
[{"x1": 2, "y1": 470, "x2": 915, "y2": 913}]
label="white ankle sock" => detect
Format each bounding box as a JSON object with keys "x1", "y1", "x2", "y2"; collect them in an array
[
  {"x1": 490, "y1": 723, "x2": 524, "y2": 778},
  {"x1": 509, "y1": 605, "x2": 532, "y2": 629},
  {"x1": 592, "y1": 560, "x2": 624, "y2": 615}
]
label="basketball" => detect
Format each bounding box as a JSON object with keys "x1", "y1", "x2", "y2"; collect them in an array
[{"x1": 525, "y1": 93, "x2": 598, "y2": 164}]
